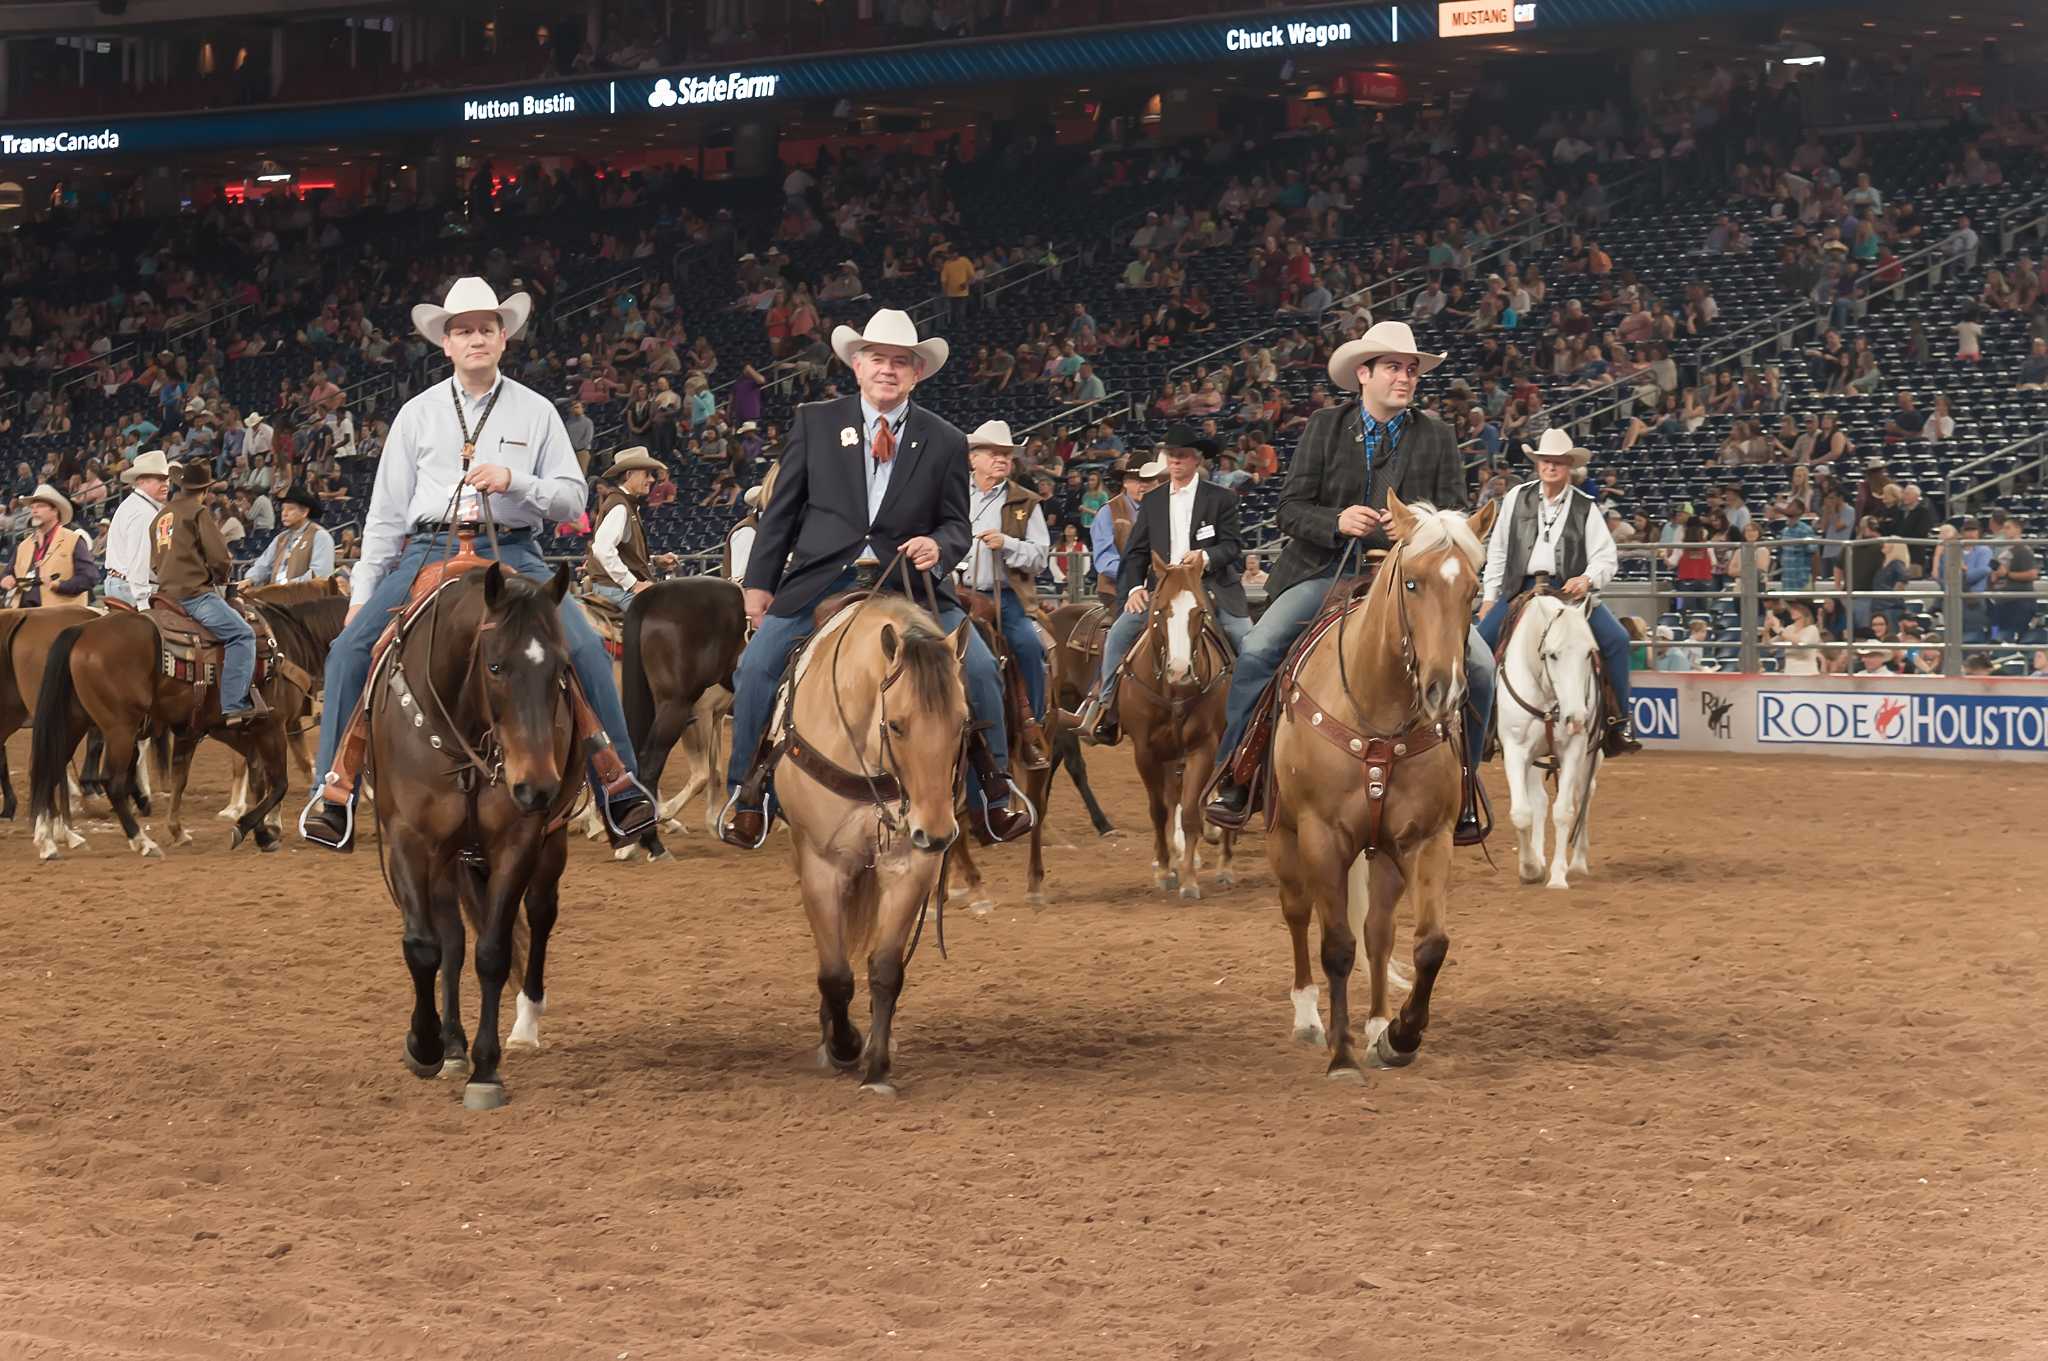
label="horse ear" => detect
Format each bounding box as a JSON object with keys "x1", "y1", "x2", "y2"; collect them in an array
[
  {"x1": 1466, "y1": 497, "x2": 1499, "y2": 544},
  {"x1": 1151, "y1": 550, "x2": 1170, "y2": 576},
  {"x1": 548, "y1": 561, "x2": 572, "y2": 604},
  {"x1": 879, "y1": 623, "x2": 899, "y2": 662},
  {"x1": 483, "y1": 561, "x2": 505, "y2": 606},
  {"x1": 1385, "y1": 489, "x2": 1419, "y2": 543},
  {"x1": 950, "y1": 620, "x2": 974, "y2": 662}
]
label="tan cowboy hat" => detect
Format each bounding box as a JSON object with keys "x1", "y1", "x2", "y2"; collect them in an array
[
  {"x1": 1136, "y1": 456, "x2": 1168, "y2": 480},
  {"x1": 412, "y1": 275, "x2": 533, "y2": 345},
  {"x1": 1523, "y1": 427, "x2": 1593, "y2": 467},
  {"x1": 829, "y1": 307, "x2": 948, "y2": 376},
  {"x1": 243, "y1": 412, "x2": 265, "y2": 429},
  {"x1": 742, "y1": 483, "x2": 766, "y2": 509},
  {"x1": 27, "y1": 482, "x2": 72, "y2": 524},
  {"x1": 121, "y1": 449, "x2": 174, "y2": 484},
  {"x1": 604, "y1": 446, "x2": 666, "y2": 479},
  {"x1": 966, "y1": 419, "x2": 1019, "y2": 452},
  {"x1": 1326, "y1": 320, "x2": 1448, "y2": 391}
]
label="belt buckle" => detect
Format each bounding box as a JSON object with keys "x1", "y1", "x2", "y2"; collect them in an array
[{"x1": 851, "y1": 562, "x2": 881, "y2": 588}]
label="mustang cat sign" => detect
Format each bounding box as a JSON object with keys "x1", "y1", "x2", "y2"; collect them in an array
[{"x1": 1438, "y1": 1, "x2": 1535, "y2": 36}]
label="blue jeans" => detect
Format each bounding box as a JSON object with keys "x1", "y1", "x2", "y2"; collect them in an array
[
  {"x1": 106, "y1": 575, "x2": 145, "y2": 608},
  {"x1": 1477, "y1": 579, "x2": 1632, "y2": 729},
  {"x1": 1097, "y1": 602, "x2": 1252, "y2": 690},
  {"x1": 588, "y1": 582, "x2": 634, "y2": 611},
  {"x1": 310, "y1": 532, "x2": 639, "y2": 799},
  {"x1": 181, "y1": 592, "x2": 256, "y2": 713},
  {"x1": 1215, "y1": 575, "x2": 1496, "y2": 763},
  {"x1": 726, "y1": 573, "x2": 1009, "y2": 806},
  {"x1": 993, "y1": 588, "x2": 1048, "y2": 719}
]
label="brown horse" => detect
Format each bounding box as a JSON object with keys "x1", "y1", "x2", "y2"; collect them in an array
[
  {"x1": 0, "y1": 605, "x2": 99, "y2": 822},
  {"x1": 369, "y1": 562, "x2": 581, "y2": 1112},
  {"x1": 28, "y1": 603, "x2": 291, "y2": 859},
  {"x1": 213, "y1": 578, "x2": 348, "y2": 825},
  {"x1": 1267, "y1": 492, "x2": 1495, "y2": 1079},
  {"x1": 777, "y1": 595, "x2": 973, "y2": 1096},
  {"x1": 1118, "y1": 554, "x2": 1236, "y2": 900},
  {"x1": 619, "y1": 575, "x2": 748, "y2": 845}
]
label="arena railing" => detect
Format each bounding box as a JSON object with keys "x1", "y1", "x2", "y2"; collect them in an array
[
  {"x1": 1941, "y1": 428, "x2": 2048, "y2": 513},
  {"x1": 1014, "y1": 389, "x2": 1135, "y2": 443},
  {"x1": 1693, "y1": 237, "x2": 1950, "y2": 385},
  {"x1": 905, "y1": 242, "x2": 1076, "y2": 331},
  {"x1": 1996, "y1": 192, "x2": 2048, "y2": 256},
  {"x1": 551, "y1": 264, "x2": 649, "y2": 334}
]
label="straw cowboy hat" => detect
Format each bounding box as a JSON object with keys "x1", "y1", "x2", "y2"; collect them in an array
[
  {"x1": 1522, "y1": 427, "x2": 1593, "y2": 467},
  {"x1": 604, "y1": 446, "x2": 667, "y2": 479},
  {"x1": 412, "y1": 276, "x2": 532, "y2": 345},
  {"x1": 966, "y1": 419, "x2": 1019, "y2": 451},
  {"x1": 120, "y1": 449, "x2": 174, "y2": 484},
  {"x1": 26, "y1": 483, "x2": 72, "y2": 524},
  {"x1": 243, "y1": 412, "x2": 266, "y2": 429},
  {"x1": 830, "y1": 307, "x2": 948, "y2": 376},
  {"x1": 1326, "y1": 320, "x2": 1448, "y2": 391}
]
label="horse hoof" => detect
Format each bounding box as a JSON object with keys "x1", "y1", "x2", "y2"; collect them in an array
[
  {"x1": 1546, "y1": 878, "x2": 1570, "y2": 891},
  {"x1": 1213, "y1": 871, "x2": 1235, "y2": 889},
  {"x1": 440, "y1": 1057, "x2": 473, "y2": 1080},
  {"x1": 257, "y1": 836, "x2": 281, "y2": 854},
  {"x1": 646, "y1": 848, "x2": 674, "y2": 863},
  {"x1": 173, "y1": 830, "x2": 194, "y2": 846},
  {"x1": 402, "y1": 1039, "x2": 441, "y2": 1079},
  {"x1": 858, "y1": 1081, "x2": 898, "y2": 1099},
  {"x1": 612, "y1": 845, "x2": 638, "y2": 863},
  {"x1": 817, "y1": 1044, "x2": 862, "y2": 1073},
  {"x1": 65, "y1": 829, "x2": 87, "y2": 849},
  {"x1": 1370, "y1": 1029, "x2": 1417, "y2": 1069},
  {"x1": 461, "y1": 1082, "x2": 507, "y2": 1111},
  {"x1": 1025, "y1": 891, "x2": 1048, "y2": 910},
  {"x1": 229, "y1": 827, "x2": 247, "y2": 850},
  {"x1": 1324, "y1": 1063, "x2": 1365, "y2": 1084},
  {"x1": 215, "y1": 809, "x2": 239, "y2": 822},
  {"x1": 1179, "y1": 883, "x2": 1202, "y2": 901},
  {"x1": 1153, "y1": 872, "x2": 1178, "y2": 891},
  {"x1": 1293, "y1": 1024, "x2": 1327, "y2": 1048},
  {"x1": 1518, "y1": 866, "x2": 1544, "y2": 885},
  {"x1": 1096, "y1": 826, "x2": 1122, "y2": 839},
  {"x1": 968, "y1": 898, "x2": 994, "y2": 917},
  {"x1": 663, "y1": 819, "x2": 687, "y2": 837}
]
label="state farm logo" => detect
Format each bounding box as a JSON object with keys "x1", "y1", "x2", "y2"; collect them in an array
[{"x1": 648, "y1": 79, "x2": 679, "y2": 108}]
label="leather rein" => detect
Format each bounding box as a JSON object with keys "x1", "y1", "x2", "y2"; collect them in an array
[{"x1": 1121, "y1": 573, "x2": 1230, "y2": 723}]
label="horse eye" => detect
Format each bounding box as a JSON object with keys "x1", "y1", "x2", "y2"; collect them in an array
[
  {"x1": 887, "y1": 720, "x2": 905, "y2": 737},
  {"x1": 487, "y1": 662, "x2": 503, "y2": 676},
  {"x1": 1404, "y1": 579, "x2": 1418, "y2": 591}
]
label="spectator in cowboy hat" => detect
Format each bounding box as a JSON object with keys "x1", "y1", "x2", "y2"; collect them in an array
[
  {"x1": 4, "y1": 482, "x2": 99, "y2": 608},
  {"x1": 1088, "y1": 449, "x2": 1161, "y2": 606},
  {"x1": 243, "y1": 483, "x2": 336, "y2": 587}
]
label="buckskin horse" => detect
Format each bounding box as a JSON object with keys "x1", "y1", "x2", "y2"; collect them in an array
[
  {"x1": 1266, "y1": 492, "x2": 1494, "y2": 1079},
  {"x1": 1494, "y1": 590, "x2": 1602, "y2": 889},
  {"x1": 1118, "y1": 554, "x2": 1236, "y2": 900},
  {"x1": 772, "y1": 592, "x2": 974, "y2": 1097},
  {"x1": 369, "y1": 560, "x2": 582, "y2": 1112}
]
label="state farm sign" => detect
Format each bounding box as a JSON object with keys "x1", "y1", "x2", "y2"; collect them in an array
[{"x1": 1438, "y1": 1, "x2": 1516, "y2": 37}]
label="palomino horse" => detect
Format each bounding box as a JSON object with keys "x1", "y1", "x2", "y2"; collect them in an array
[
  {"x1": 28, "y1": 607, "x2": 290, "y2": 860},
  {"x1": 1268, "y1": 492, "x2": 1495, "y2": 1079},
  {"x1": 620, "y1": 575, "x2": 747, "y2": 841},
  {"x1": 1119, "y1": 554, "x2": 1236, "y2": 900},
  {"x1": 370, "y1": 562, "x2": 581, "y2": 1112},
  {"x1": 776, "y1": 595, "x2": 973, "y2": 1096},
  {"x1": 1494, "y1": 591, "x2": 1602, "y2": 889}
]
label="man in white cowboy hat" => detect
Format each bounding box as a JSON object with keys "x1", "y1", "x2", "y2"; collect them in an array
[
  {"x1": 718, "y1": 308, "x2": 1032, "y2": 849},
  {"x1": 150, "y1": 463, "x2": 264, "y2": 724},
  {"x1": 961, "y1": 418, "x2": 1052, "y2": 747},
  {"x1": 103, "y1": 450, "x2": 175, "y2": 607},
  {"x1": 243, "y1": 483, "x2": 336, "y2": 588},
  {"x1": 1089, "y1": 450, "x2": 1161, "y2": 607},
  {"x1": 1205, "y1": 320, "x2": 1497, "y2": 836},
  {"x1": 1477, "y1": 429, "x2": 1640, "y2": 756},
  {"x1": 4, "y1": 483, "x2": 99, "y2": 608},
  {"x1": 584, "y1": 446, "x2": 677, "y2": 609},
  {"x1": 298, "y1": 275, "x2": 657, "y2": 853},
  {"x1": 243, "y1": 411, "x2": 274, "y2": 464}
]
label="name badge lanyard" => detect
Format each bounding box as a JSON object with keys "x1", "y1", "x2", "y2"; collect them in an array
[{"x1": 449, "y1": 377, "x2": 504, "y2": 513}]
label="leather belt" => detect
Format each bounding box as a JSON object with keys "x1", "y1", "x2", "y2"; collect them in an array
[{"x1": 412, "y1": 522, "x2": 534, "y2": 538}]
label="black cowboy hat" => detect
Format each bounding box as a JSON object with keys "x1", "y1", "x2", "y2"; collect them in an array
[
  {"x1": 1113, "y1": 450, "x2": 1158, "y2": 481},
  {"x1": 282, "y1": 483, "x2": 323, "y2": 520},
  {"x1": 174, "y1": 462, "x2": 215, "y2": 493},
  {"x1": 1161, "y1": 423, "x2": 1219, "y2": 459}
]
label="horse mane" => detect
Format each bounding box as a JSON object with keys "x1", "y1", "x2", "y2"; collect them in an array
[
  {"x1": 869, "y1": 598, "x2": 960, "y2": 710},
  {"x1": 250, "y1": 593, "x2": 351, "y2": 674},
  {"x1": 1397, "y1": 501, "x2": 1486, "y2": 569},
  {"x1": 480, "y1": 571, "x2": 567, "y2": 645}
]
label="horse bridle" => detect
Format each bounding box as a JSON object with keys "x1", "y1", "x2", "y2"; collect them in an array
[
  {"x1": 1330, "y1": 537, "x2": 1432, "y2": 736},
  {"x1": 1122, "y1": 569, "x2": 1229, "y2": 721}
]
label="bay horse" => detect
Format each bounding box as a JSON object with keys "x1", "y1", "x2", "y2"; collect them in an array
[
  {"x1": 0, "y1": 605, "x2": 98, "y2": 822},
  {"x1": 1118, "y1": 554, "x2": 1236, "y2": 900},
  {"x1": 619, "y1": 575, "x2": 747, "y2": 844},
  {"x1": 1267, "y1": 491, "x2": 1495, "y2": 1079},
  {"x1": 370, "y1": 562, "x2": 581, "y2": 1112},
  {"x1": 27, "y1": 606, "x2": 290, "y2": 861},
  {"x1": 1494, "y1": 591, "x2": 1602, "y2": 889},
  {"x1": 776, "y1": 594, "x2": 973, "y2": 1096},
  {"x1": 214, "y1": 578, "x2": 349, "y2": 827}
]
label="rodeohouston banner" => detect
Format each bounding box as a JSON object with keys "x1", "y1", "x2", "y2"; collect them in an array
[{"x1": 1626, "y1": 673, "x2": 2048, "y2": 762}]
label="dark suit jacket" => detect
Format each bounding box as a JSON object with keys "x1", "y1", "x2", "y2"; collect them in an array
[
  {"x1": 744, "y1": 394, "x2": 971, "y2": 618},
  {"x1": 1114, "y1": 477, "x2": 1249, "y2": 617},
  {"x1": 1265, "y1": 404, "x2": 1468, "y2": 602}
]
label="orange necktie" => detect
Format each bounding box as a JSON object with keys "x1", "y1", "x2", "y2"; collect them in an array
[{"x1": 871, "y1": 418, "x2": 896, "y2": 465}]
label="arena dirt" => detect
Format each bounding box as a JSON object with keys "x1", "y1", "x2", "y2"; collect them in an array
[{"x1": 1, "y1": 739, "x2": 2044, "y2": 1360}]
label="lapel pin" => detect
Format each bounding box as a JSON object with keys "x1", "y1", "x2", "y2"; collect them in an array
[{"x1": 840, "y1": 426, "x2": 858, "y2": 447}]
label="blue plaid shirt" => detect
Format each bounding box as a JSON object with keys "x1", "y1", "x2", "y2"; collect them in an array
[{"x1": 1360, "y1": 409, "x2": 1409, "y2": 478}]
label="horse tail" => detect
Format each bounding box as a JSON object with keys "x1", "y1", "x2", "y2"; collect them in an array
[
  {"x1": 621, "y1": 592, "x2": 654, "y2": 758},
  {"x1": 455, "y1": 859, "x2": 532, "y2": 995},
  {"x1": 28, "y1": 624, "x2": 86, "y2": 833}
]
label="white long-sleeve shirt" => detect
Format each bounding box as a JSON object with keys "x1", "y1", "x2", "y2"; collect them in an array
[
  {"x1": 590, "y1": 502, "x2": 641, "y2": 590},
  {"x1": 352, "y1": 374, "x2": 584, "y2": 607},
  {"x1": 726, "y1": 524, "x2": 756, "y2": 585},
  {"x1": 103, "y1": 486, "x2": 166, "y2": 597},
  {"x1": 1482, "y1": 480, "x2": 1617, "y2": 604},
  {"x1": 964, "y1": 481, "x2": 1050, "y2": 590}
]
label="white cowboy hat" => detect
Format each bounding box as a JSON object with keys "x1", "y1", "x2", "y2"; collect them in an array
[
  {"x1": 966, "y1": 419, "x2": 1019, "y2": 452},
  {"x1": 604, "y1": 446, "x2": 666, "y2": 478},
  {"x1": 736, "y1": 420, "x2": 759, "y2": 434},
  {"x1": 411, "y1": 276, "x2": 532, "y2": 345},
  {"x1": 183, "y1": 395, "x2": 206, "y2": 414},
  {"x1": 1136, "y1": 457, "x2": 1168, "y2": 480},
  {"x1": 243, "y1": 412, "x2": 265, "y2": 429},
  {"x1": 742, "y1": 483, "x2": 766, "y2": 509},
  {"x1": 1522, "y1": 428, "x2": 1593, "y2": 467},
  {"x1": 830, "y1": 308, "x2": 949, "y2": 376},
  {"x1": 1326, "y1": 320, "x2": 1448, "y2": 391},
  {"x1": 27, "y1": 482, "x2": 73, "y2": 524},
  {"x1": 121, "y1": 449, "x2": 174, "y2": 484}
]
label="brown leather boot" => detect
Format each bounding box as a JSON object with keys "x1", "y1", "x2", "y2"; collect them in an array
[
  {"x1": 300, "y1": 702, "x2": 371, "y2": 852},
  {"x1": 567, "y1": 679, "x2": 656, "y2": 844},
  {"x1": 717, "y1": 725, "x2": 782, "y2": 849},
  {"x1": 964, "y1": 728, "x2": 1035, "y2": 845},
  {"x1": 1453, "y1": 746, "x2": 1491, "y2": 847},
  {"x1": 1017, "y1": 714, "x2": 1052, "y2": 770}
]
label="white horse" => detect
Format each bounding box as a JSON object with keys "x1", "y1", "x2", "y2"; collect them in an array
[{"x1": 1494, "y1": 593, "x2": 1602, "y2": 890}]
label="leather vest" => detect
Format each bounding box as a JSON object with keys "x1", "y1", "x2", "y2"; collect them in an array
[
  {"x1": 1109, "y1": 493, "x2": 1137, "y2": 551},
  {"x1": 15, "y1": 527, "x2": 84, "y2": 608},
  {"x1": 1502, "y1": 482, "x2": 1593, "y2": 588},
  {"x1": 722, "y1": 513, "x2": 758, "y2": 583},
  {"x1": 282, "y1": 523, "x2": 319, "y2": 580},
  {"x1": 584, "y1": 490, "x2": 650, "y2": 588}
]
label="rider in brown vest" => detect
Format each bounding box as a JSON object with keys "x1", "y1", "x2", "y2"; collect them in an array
[
  {"x1": 723, "y1": 458, "x2": 782, "y2": 585},
  {"x1": 151, "y1": 463, "x2": 266, "y2": 724},
  {"x1": 4, "y1": 484, "x2": 100, "y2": 608},
  {"x1": 584, "y1": 446, "x2": 676, "y2": 609},
  {"x1": 242, "y1": 484, "x2": 336, "y2": 587},
  {"x1": 1088, "y1": 453, "x2": 1157, "y2": 606}
]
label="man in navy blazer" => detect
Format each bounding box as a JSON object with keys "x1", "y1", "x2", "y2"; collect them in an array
[{"x1": 720, "y1": 309, "x2": 1032, "y2": 849}]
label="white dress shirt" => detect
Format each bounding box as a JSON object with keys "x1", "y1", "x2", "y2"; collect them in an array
[
  {"x1": 726, "y1": 523, "x2": 756, "y2": 585},
  {"x1": 590, "y1": 501, "x2": 640, "y2": 590},
  {"x1": 964, "y1": 480, "x2": 1051, "y2": 590},
  {"x1": 103, "y1": 486, "x2": 165, "y2": 601},
  {"x1": 1166, "y1": 478, "x2": 1201, "y2": 566},
  {"x1": 1482, "y1": 480, "x2": 1619, "y2": 603},
  {"x1": 352, "y1": 374, "x2": 584, "y2": 607},
  {"x1": 858, "y1": 395, "x2": 908, "y2": 561}
]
